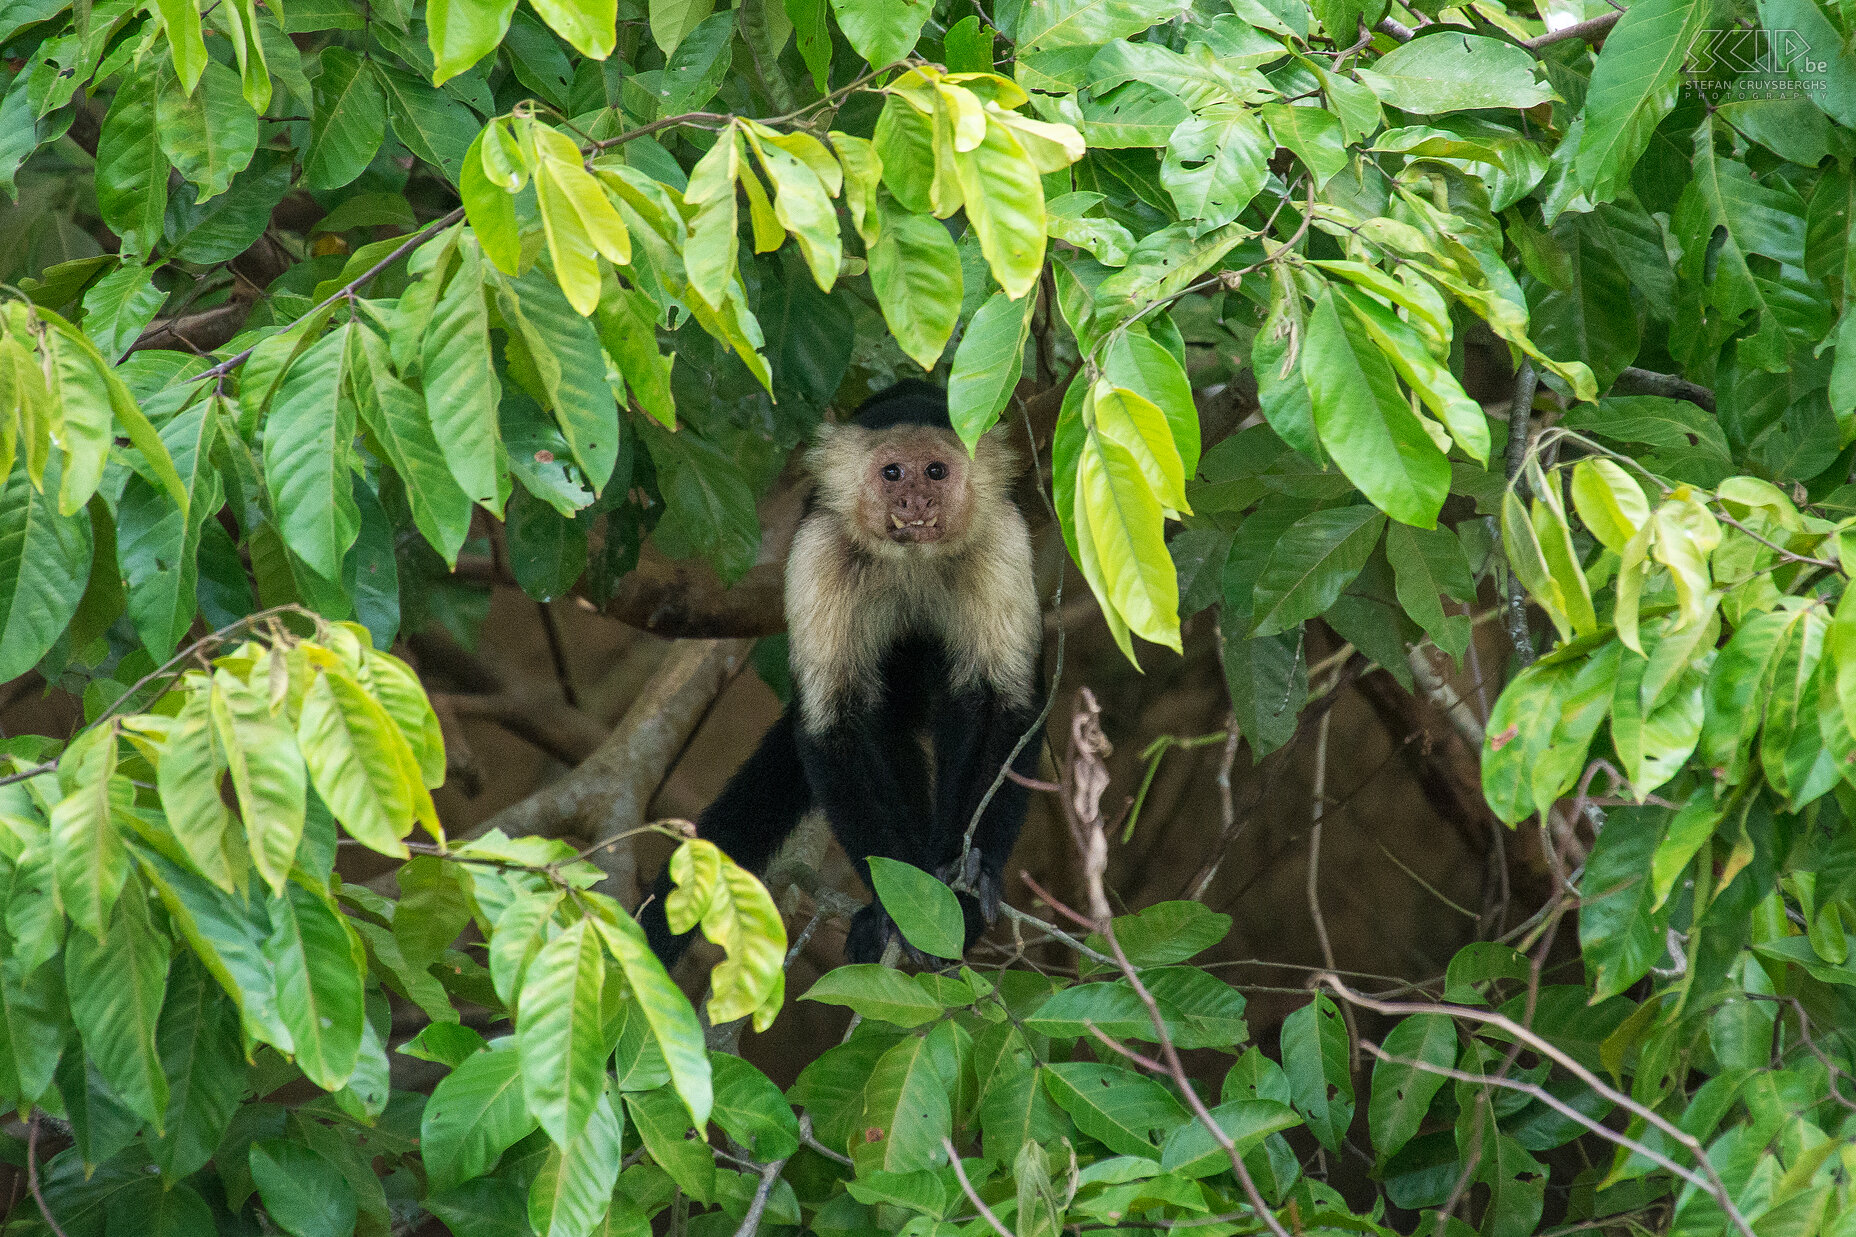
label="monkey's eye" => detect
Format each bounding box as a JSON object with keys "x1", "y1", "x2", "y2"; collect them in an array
[
  {"x1": 926, "y1": 462, "x2": 947, "y2": 481},
  {"x1": 882, "y1": 463, "x2": 903, "y2": 482}
]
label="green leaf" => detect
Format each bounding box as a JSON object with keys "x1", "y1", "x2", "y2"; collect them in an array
[
  {"x1": 593, "y1": 895, "x2": 708, "y2": 1129},
  {"x1": 1755, "y1": 0, "x2": 1856, "y2": 128},
  {"x1": 1015, "y1": 0, "x2": 1187, "y2": 49},
  {"x1": 529, "y1": 0, "x2": 614, "y2": 57},
  {"x1": 50, "y1": 724, "x2": 125, "y2": 940},
  {"x1": 1281, "y1": 993, "x2": 1353, "y2": 1152},
  {"x1": 399, "y1": 1021, "x2": 487, "y2": 1068},
  {"x1": 1303, "y1": 287, "x2": 1449, "y2": 529},
  {"x1": 0, "y1": 450, "x2": 93, "y2": 683},
  {"x1": 422, "y1": 245, "x2": 504, "y2": 511},
  {"x1": 594, "y1": 280, "x2": 676, "y2": 429},
  {"x1": 154, "y1": 685, "x2": 234, "y2": 890},
  {"x1": 528, "y1": 1092, "x2": 623, "y2": 1237},
  {"x1": 377, "y1": 65, "x2": 479, "y2": 185},
  {"x1": 1160, "y1": 103, "x2": 1269, "y2": 231},
  {"x1": 1262, "y1": 103, "x2": 1347, "y2": 189},
  {"x1": 151, "y1": 954, "x2": 247, "y2": 1180},
  {"x1": 866, "y1": 857, "x2": 966, "y2": 960},
  {"x1": 264, "y1": 882, "x2": 365, "y2": 1091},
  {"x1": 533, "y1": 128, "x2": 632, "y2": 316},
  {"x1": 95, "y1": 69, "x2": 170, "y2": 258},
  {"x1": 423, "y1": 1041, "x2": 539, "y2": 1192},
  {"x1": 1093, "y1": 382, "x2": 1188, "y2": 513},
  {"x1": 1043, "y1": 1062, "x2": 1186, "y2": 1157},
  {"x1": 801, "y1": 965, "x2": 946, "y2": 1028},
  {"x1": 518, "y1": 917, "x2": 607, "y2": 1147},
  {"x1": 1087, "y1": 902, "x2": 1231, "y2": 969},
  {"x1": 1579, "y1": 806, "x2": 1675, "y2": 1000},
  {"x1": 1385, "y1": 522, "x2": 1476, "y2": 658},
  {"x1": 66, "y1": 878, "x2": 169, "y2": 1128},
  {"x1": 829, "y1": 0, "x2": 930, "y2": 65},
  {"x1": 1249, "y1": 505, "x2": 1385, "y2": 637},
  {"x1": 500, "y1": 267, "x2": 621, "y2": 492},
  {"x1": 855, "y1": 1031, "x2": 952, "y2": 1174},
  {"x1": 1335, "y1": 284, "x2": 1489, "y2": 464},
  {"x1": 626, "y1": 1084, "x2": 716, "y2": 1202},
  {"x1": 710, "y1": 1052, "x2": 799, "y2": 1161},
  {"x1": 250, "y1": 1140, "x2": 358, "y2": 1237},
  {"x1": 349, "y1": 319, "x2": 474, "y2": 563},
  {"x1": 150, "y1": 0, "x2": 208, "y2": 93},
  {"x1": 1159, "y1": 1099, "x2": 1301, "y2": 1177},
  {"x1": 954, "y1": 116, "x2": 1048, "y2": 300},
  {"x1": 1572, "y1": 0, "x2": 1711, "y2": 203},
  {"x1": 81, "y1": 263, "x2": 167, "y2": 363},
  {"x1": 1078, "y1": 427, "x2": 1181, "y2": 653},
  {"x1": 650, "y1": 0, "x2": 716, "y2": 54},
  {"x1": 1482, "y1": 660, "x2": 1576, "y2": 823},
  {"x1": 156, "y1": 61, "x2": 258, "y2": 202},
  {"x1": 462, "y1": 133, "x2": 521, "y2": 273},
  {"x1": 661, "y1": 839, "x2": 786, "y2": 1029},
  {"x1": 1083, "y1": 81, "x2": 1191, "y2": 148},
  {"x1": 641, "y1": 423, "x2": 760, "y2": 583},
  {"x1": 786, "y1": 0, "x2": 830, "y2": 89},
  {"x1": 658, "y1": 10, "x2": 736, "y2": 115},
  {"x1": 1367, "y1": 1013, "x2": 1455, "y2": 1162},
  {"x1": 1103, "y1": 328, "x2": 1200, "y2": 479},
  {"x1": 296, "y1": 669, "x2": 416, "y2": 858},
  {"x1": 868, "y1": 205, "x2": 963, "y2": 370},
  {"x1": 304, "y1": 48, "x2": 386, "y2": 190},
  {"x1": 0, "y1": 948, "x2": 64, "y2": 1104},
  {"x1": 264, "y1": 327, "x2": 359, "y2": 581},
  {"x1": 1357, "y1": 32, "x2": 1553, "y2": 113}
]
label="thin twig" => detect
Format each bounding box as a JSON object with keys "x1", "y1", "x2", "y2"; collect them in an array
[
  {"x1": 730, "y1": 1154, "x2": 792, "y2": 1237},
  {"x1": 1316, "y1": 975, "x2": 1758, "y2": 1237},
  {"x1": 195, "y1": 214, "x2": 461, "y2": 381},
  {"x1": 942, "y1": 1138, "x2": 1015, "y2": 1237},
  {"x1": 1095, "y1": 914, "x2": 1293, "y2": 1237},
  {"x1": 26, "y1": 1113, "x2": 69, "y2": 1237},
  {"x1": 1307, "y1": 707, "x2": 1337, "y2": 973},
  {"x1": 999, "y1": 898, "x2": 1117, "y2": 968},
  {"x1": 1502, "y1": 363, "x2": 1539, "y2": 667},
  {"x1": 797, "y1": 1112, "x2": 853, "y2": 1167},
  {"x1": 1361, "y1": 1041, "x2": 1716, "y2": 1196},
  {"x1": 536, "y1": 600, "x2": 581, "y2": 707}
]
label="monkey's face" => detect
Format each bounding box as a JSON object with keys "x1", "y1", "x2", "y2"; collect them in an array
[{"x1": 859, "y1": 427, "x2": 971, "y2": 546}]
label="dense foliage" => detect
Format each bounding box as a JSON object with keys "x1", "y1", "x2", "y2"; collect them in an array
[{"x1": 1, "y1": 0, "x2": 1855, "y2": 1232}]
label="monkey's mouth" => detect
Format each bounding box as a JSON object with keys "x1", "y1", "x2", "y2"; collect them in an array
[{"x1": 888, "y1": 514, "x2": 942, "y2": 543}]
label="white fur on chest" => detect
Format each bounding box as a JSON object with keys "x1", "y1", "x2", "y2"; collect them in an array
[{"x1": 786, "y1": 509, "x2": 1039, "y2": 731}]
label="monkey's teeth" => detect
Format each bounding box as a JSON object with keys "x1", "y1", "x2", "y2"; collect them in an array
[
  {"x1": 926, "y1": 516, "x2": 937, "y2": 527},
  {"x1": 892, "y1": 515, "x2": 905, "y2": 529}
]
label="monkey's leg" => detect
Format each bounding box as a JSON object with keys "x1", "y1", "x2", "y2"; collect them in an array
[
  {"x1": 642, "y1": 708, "x2": 812, "y2": 966},
  {"x1": 798, "y1": 715, "x2": 936, "y2": 964},
  {"x1": 932, "y1": 686, "x2": 1042, "y2": 936}
]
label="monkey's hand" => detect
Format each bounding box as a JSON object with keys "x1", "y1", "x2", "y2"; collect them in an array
[
  {"x1": 846, "y1": 901, "x2": 944, "y2": 967},
  {"x1": 938, "y1": 850, "x2": 1004, "y2": 926}
]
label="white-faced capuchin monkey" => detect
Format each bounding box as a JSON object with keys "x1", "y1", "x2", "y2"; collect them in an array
[{"x1": 641, "y1": 380, "x2": 1044, "y2": 966}]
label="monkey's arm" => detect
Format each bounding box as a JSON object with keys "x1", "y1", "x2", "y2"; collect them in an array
[
  {"x1": 797, "y1": 711, "x2": 937, "y2": 962},
  {"x1": 934, "y1": 684, "x2": 1041, "y2": 926},
  {"x1": 641, "y1": 708, "x2": 812, "y2": 966}
]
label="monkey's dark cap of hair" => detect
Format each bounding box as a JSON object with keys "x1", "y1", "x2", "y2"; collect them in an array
[{"x1": 852, "y1": 379, "x2": 952, "y2": 432}]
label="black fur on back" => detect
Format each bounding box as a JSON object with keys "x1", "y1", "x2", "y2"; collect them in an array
[{"x1": 851, "y1": 379, "x2": 952, "y2": 432}]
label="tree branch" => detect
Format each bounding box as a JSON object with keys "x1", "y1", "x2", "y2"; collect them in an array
[
  {"x1": 129, "y1": 302, "x2": 252, "y2": 356},
  {"x1": 1522, "y1": 9, "x2": 1621, "y2": 48},
  {"x1": 1610, "y1": 366, "x2": 1716, "y2": 412},
  {"x1": 473, "y1": 637, "x2": 752, "y2": 845}
]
